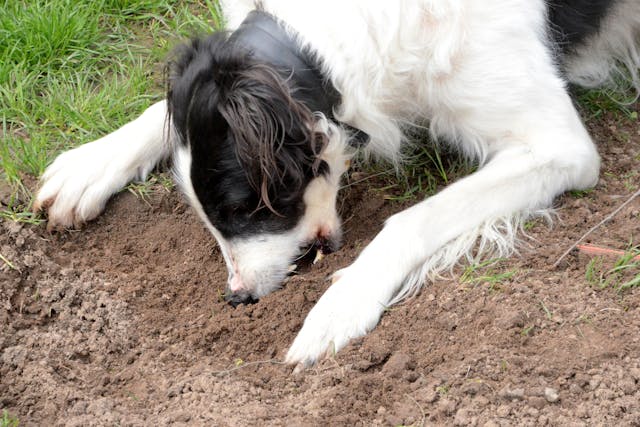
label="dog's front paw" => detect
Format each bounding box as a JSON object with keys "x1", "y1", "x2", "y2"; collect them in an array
[
  {"x1": 34, "y1": 140, "x2": 132, "y2": 230},
  {"x1": 285, "y1": 268, "x2": 386, "y2": 367}
]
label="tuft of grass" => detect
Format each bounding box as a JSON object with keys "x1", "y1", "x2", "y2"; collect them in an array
[
  {"x1": 568, "y1": 188, "x2": 593, "y2": 199},
  {"x1": 585, "y1": 257, "x2": 604, "y2": 283},
  {"x1": 126, "y1": 172, "x2": 174, "y2": 204},
  {"x1": 576, "y1": 313, "x2": 593, "y2": 325},
  {"x1": 585, "y1": 246, "x2": 640, "y2": 291},
  {"x1": 0, "y1": 208, "x2": 43, "y2": 226},
  {"x1": 1, "y1": 410, "x2": 19, "y2": 427},
  {"x1": 460, "y1": 258, "x2": 517, "y2": 290},
  {"x1": 372, "y1": 141, "x2": 474, "y2": 202},
  {"x1": 435, "y1": 384, "x2": 450, "y2": 396},
  {"x1": 520, "y1": 325, "x2": 535, "y2": 336},
  {"x1": 574, "y1": 86, "x2": 639, "y2": 121}
]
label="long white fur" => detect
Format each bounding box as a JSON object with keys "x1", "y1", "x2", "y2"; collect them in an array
[{"x1": 35, "y1": 0, "x2": 639, "y2": 366}]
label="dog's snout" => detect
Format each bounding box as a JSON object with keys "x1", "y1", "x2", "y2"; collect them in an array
[{"x1": 225, "y1": 292, "x2": 259, "y2": 307}]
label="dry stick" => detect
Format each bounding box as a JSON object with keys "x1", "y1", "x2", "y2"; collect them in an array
[
  {"x1": 405, "y1": 393, "x2": 427, "y2": 427},
  {"x1": 553, "y1": 187, "x2": 640, "y2": 268},
  {"x1": 577, "y1": 243, "x2": 640, "y2": 260},
  {"x1": 339, "y1": 168, "x2": 394, "y2": 190},
  {"x1": 211, "y1": 359, "x2": 286, "y2": 377}
]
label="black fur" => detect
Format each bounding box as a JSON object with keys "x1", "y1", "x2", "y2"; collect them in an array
[
  {"x1": 167, "y1": 32, "x2": 329, "y2": 239},
  {"x1": 548, "y1": 0, "x2": 616, "y2": 52}
]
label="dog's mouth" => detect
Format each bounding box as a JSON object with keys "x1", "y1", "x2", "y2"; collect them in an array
[{"x1": 288, "y1": 238, "x2": 336, "y2": 275}]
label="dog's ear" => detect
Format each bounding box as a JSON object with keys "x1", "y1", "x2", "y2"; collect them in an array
[
  {"x1": 167, "y1": 33, "x2": 329, "y2": 214},
  {"x1": 216, "y1": 62, "x2": 329, "y2": 212},
  {"x1": 166, "y1": 32, "x2": 230, "y2": 143}
]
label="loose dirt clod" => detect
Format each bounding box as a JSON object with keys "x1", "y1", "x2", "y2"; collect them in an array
[{"x1": 545, "y1": 387, "x2": 560, "y2": 403}]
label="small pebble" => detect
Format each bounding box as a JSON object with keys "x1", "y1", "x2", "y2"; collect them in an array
[
  {"x1": 544, "y1": 387, "x2": 559, "y2": 403},
  {"x1": 496, "y1": 405, "x2": 511, "y2": 417}
]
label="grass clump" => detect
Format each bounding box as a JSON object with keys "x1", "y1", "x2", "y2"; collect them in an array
[
  {"x1": 574, "y1": 85, "x2": 639, "y2": 121},
  {"x1": 126, "y1": 172, "x2": 174, "y2": 205},
  {"x1": 1, "y1": 410, "x2": 19, "y2": 427},
  {"x1": 370, "y1": 141, "x2": 474, "y2": 202},
  {"x1": 460, "y1": 258, "x2": 517, "y2": 290},
  {"x1": 585, "y1": 246, "x2": 640, "y2": 291}
]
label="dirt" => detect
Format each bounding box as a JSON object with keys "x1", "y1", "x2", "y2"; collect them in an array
[{"x1": 1, "y1": 106, "x2": 639, "y2": 426}]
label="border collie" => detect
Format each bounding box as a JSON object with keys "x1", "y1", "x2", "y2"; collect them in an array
[{"x1": 34, "y1": 0, "x2": 639, "y2": 367}]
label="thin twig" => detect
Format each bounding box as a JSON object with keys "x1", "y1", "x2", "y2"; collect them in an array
[
  {"x1": 554, "y1": 187, "x2": 640, "y2": 268},
  {"x1": 339, "y1": 168, "x2": 394, "y2": 190},
  {"x1": 211, "y1": 359, "x2": 286, "y2": 377},
  {"x1": 405, "y1": 393, "x2": 427, "y2": 427}
]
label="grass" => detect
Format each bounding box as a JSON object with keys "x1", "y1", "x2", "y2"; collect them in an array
[
  {"x1": 0, "y1": 191, "x2": 45, "y2": 225},
  {"x1": 585, "y1": 246, "x2": 640, "y2": 291},
  {"x1": 435, "y1": 384, "x2": 450, "y2": 396},
  {"x1": 371, "y1": 142, "x2": 474, "y2": 202},
  {"x1": 1, "y1": 410, "x2": 19, "y2": 427},
  {"x1": 574, "y1": 85, "x2": 639, "y2": 121},
  {"x1": 539, "y1": 299, "x2": 553, "y2": 320},
  {"x1": 0, "y1": 252, "x2": 19, "y2": 271},
  {"x1": 125, "y1": 172, "x2": 174, "y2": 204},
  {"x1": 568, "y1": 188, "x2": 593, "y2": 199},
  {"x1": 0, "y1": 0, "x2": 222, "y2": 219},
  {"x1": 460, "y1": 258, "x2": 517, "y2": 290},
  {"x1": 520, "y1": 325, "x2": 535, "y2": 337}
]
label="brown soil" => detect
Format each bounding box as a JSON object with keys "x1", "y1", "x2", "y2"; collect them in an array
[{"x1": 1, "y1": 106, "x2": 639, "y2": 426}]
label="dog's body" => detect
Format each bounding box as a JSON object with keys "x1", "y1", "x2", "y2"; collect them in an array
[{"x1": 35, "y1": 0, "x2": 640, "y2": 366}]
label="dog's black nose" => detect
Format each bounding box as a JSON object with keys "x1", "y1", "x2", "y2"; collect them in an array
[
  {"x1": 318, "y1": 237, "x2": 338, "y2": 255},
  {"x1": 225, "y1": 292, "x2": 259, "y2": 307}
]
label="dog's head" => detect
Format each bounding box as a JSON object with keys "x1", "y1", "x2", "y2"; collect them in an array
[{"x1": 167, "y1": 33, "x2": 351, "y2": 305}]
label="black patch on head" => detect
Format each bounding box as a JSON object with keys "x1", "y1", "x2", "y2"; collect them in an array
[
  {"x1": 548, "y1": 0, "x2": 616, "y2": 53},
  {"x1": 166, "y1": 32, "x2": 330, "y2": 238}
]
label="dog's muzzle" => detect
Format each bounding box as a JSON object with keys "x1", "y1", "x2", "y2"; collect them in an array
[{"x1": 224, "y1": 236, "x2": 340, "y2": 307}]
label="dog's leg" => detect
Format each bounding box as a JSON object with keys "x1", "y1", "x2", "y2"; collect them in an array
[
  {"x1": 286, "y1": 97, "x2": 600, "y2": 366},
  {"x1": 34, "y1": 100, "x2": 172, "y2": 230}
]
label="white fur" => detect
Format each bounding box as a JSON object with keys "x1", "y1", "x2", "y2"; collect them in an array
[{"x1": 35, "y1": 0, "x2": 638, "y2": 366}]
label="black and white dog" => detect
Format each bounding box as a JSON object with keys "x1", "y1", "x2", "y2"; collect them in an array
[{"x1": 35, "y1": 0, "x2": 639, "y2": 366}]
